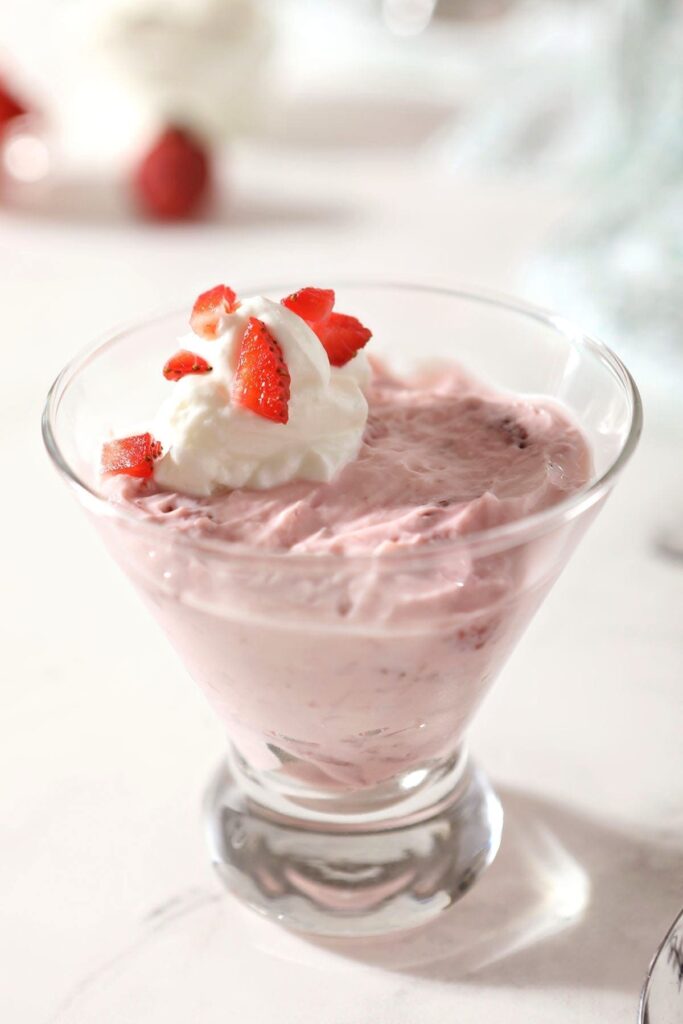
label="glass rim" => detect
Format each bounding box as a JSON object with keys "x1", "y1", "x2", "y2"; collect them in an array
[
  {"x1": 638, "y1": 902, "x2": 683, "y2": 1024},
  {"x1": 42, "y1": 280, "x2": 643, "y2": 565}
]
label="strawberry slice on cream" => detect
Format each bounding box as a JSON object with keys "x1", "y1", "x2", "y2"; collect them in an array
[
  {"x1": 163, "y1": 350, "x2": 213, "y2": 382},
  {"x1": 101, "y1": 433, "x2": 162, "y2": 479},
  {"x1": 101, "y1": 285, "x2": 373, "y2": 494}
]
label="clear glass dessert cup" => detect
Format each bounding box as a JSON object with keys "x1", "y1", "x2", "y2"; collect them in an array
[{"x1": 42, "y1": 283, "x2": 642, "y2": 937}]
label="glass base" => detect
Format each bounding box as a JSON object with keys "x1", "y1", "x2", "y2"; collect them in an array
[{"x1": 203, "y1": 748, "x2": 503, "y2": 937}]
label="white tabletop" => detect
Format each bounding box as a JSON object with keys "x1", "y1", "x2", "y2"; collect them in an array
[{"x1": 2, "y1": 147, "x2": 682, "y2": 1024}]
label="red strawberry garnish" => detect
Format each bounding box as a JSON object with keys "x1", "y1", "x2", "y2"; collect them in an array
[
  {"x1": 133, "y1": 125, "x2": 211, "y2": 221},
  {"x1": 281, "y1": 287, "x2": 335, "y2": 324},
  {"x1": 233, "y1": 317, "x2": 290, "y2": 424},
  {"x1": 163, "y1": 349, "x2": 212, "y2": 381},
  {"x1": 101, "y1": 433, "x2": 162, "y2": 479},
  {"x1": 190, "y1": 284, "x2": 239, "y2": 339},
  {"x1": 280, "y1": 286, "x2": 371, "y2": 367},
  {"x1": 315, "y1": 312, "x2": 372, "y2": 367}
]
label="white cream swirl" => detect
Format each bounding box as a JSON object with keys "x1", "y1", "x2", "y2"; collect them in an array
[{"x1": 152, "y1": 296, "x2": 370, "y2": 496}]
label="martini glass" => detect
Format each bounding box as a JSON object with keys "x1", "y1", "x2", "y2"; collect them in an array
[{"x1": 43, "y1": 283, "x2": 641, "y2": 936}]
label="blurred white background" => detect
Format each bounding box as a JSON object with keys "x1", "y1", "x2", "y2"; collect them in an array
[{"x1": 2, "y1": 0, "x2": 681, "y2": 384}]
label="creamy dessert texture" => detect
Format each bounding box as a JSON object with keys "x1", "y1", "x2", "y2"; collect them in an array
[
  {"x1": 111, "y1": 361, "x2": 591, "y2": 555},
  {"x1": 100, "y1": 285, "x2": 592, "y2": 790}
]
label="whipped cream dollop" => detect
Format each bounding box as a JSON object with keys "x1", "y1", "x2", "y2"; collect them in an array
[{"x1": 152, "y1": 296, "x2": 371, "y2": 496}]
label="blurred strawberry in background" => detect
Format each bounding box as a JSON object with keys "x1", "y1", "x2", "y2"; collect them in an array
[
  {"x1": 133, "y1": 125, "x2": 212, "y2": 220},
  {"x1": 0, "y1": 77, "x2": 28, "y2": 133}
]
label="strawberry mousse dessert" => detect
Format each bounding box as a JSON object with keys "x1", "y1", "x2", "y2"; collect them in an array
[{"x1": 43, "y1": 282, "x2": 641, "y2": 935}]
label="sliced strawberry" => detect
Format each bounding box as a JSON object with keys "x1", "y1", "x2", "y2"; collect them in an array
[
  {"x1": 163, "y1": 349, "x2": 212, "y2": 381},
  {"x1": 233, "y1": 317, "x2": 290, "y2": 424},
  {"x1": 281, "y1": 287, "x2": 335, "y2": 324},
  {"x1": 315, "y1": 312, "x2": 372, "y2": 367},
  {"x1": 190, "y1": 284, "x2": 239, "y2": 339},
  {"x1": 101, "y1": 433, "x2": 162, "y2": 479},
  {"x1": 133, "y1": 125, "x2": 211, "y2": 221}
]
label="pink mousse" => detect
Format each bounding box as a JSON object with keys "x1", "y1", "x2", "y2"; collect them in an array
[{"x1": 104, "y1": 363, "x2": 592, "y2": 790}]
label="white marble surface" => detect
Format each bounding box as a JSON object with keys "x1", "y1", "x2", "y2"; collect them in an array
[{"x1": 2, "y1": 148, "x2": 682, "y2": 1023}]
